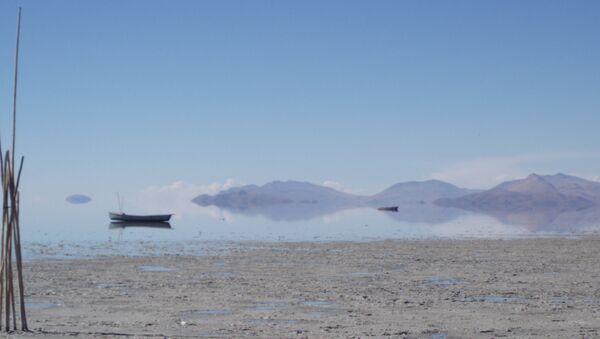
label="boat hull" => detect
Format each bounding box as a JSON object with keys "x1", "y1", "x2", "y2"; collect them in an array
[
  {"x1": 377, "y1": 206, "x2": 399, "y2": 212},
  {"x1": 109, "y1": 212, "x2": 172, "y2": 222},
  {"x1": 109, "y1": 221, "x2": 172, "y2": 229}
]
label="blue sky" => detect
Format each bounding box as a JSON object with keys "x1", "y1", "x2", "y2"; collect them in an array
[{"x1": 0, "y1": 0, "x2": 599, "y2": 205}]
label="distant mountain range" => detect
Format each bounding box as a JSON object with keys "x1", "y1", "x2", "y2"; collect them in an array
[
  {"x1": 368, "y1": 180, "x2": 479, "y2": 205},
  {"x1": 192, "y1": 179, "x2": 476, "y2": 220},
  {"x1": 192, "y1": 181, "x2": 362, "y2": 209},
  {"x1": 192, "y1": 179, "x2": 476, "y2": 208},
  {"x1": 192, "y1": 179, "x2": 473, "y2": 222},
  {"x1": 194, "y1": 173, "x2": 600, "y2": 215},
  {"x1": 192, "y1": 174, "x2": 600, "y2": 230},
  {"x1": 435, "y1": 173, "x2": 600, "y2": 212}
]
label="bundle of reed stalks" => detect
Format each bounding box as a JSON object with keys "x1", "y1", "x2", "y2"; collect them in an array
[{"x1": 0, "y1": 7, "x2": 28, "y2": 332}]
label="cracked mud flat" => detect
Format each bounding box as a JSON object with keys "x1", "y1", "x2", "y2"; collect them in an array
[{"x1": 11, "y1": 237, "x2": 600, "y2": 338}]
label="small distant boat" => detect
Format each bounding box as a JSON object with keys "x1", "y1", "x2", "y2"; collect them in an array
[
  {"x1": 109, "y1": 221, "x2": 172, "y2": 229},
  {"x1": 377, "y1": 206, "x2": 398, "y2": 212},
  {"x1": 109, "y1": 212, "x2": 173, "y2": 222}
]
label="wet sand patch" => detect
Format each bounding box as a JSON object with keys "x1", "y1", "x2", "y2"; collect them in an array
[
  {"x1": 24, "y1": 301, "x2": 60, "y2": 309},
  {"x1": 96, "y1": 282, "x2": 128, "y2": 289},
  {"x1": 424, "y1": 276, "x2": 465, "y2": 286},
  {"x1": 136, "y1": 265, "x2": 176, "y2": 272},
  {"x1": 463, "y1": 295, "x2": 527, "y2": 303}
]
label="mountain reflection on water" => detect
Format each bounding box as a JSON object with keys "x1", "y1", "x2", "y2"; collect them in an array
[
  {"x1": 482, "y1": 206, "x2": 600, "y2": 233},
  {"x1": 215, "y1": 202, "x2": 350, "y2": 222},
  {"x1": 214, "y1": 202, "x2": 600, "y2": 235},
  {"x1": 221, "y1": 202, "x2": 467, "y2": 224}
]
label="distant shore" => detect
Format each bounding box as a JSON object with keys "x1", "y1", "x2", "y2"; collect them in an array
[{"x1": 20, "y1": 237, "x2": 600, "y2": 338}]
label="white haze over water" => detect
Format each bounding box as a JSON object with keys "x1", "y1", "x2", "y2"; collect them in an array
[{"x1": 132, "y1": 179, "x2": 237, "y2": 220}]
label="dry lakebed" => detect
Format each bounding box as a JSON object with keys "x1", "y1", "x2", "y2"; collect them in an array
[{"x1": 10, "y1": 237, "x2": 600, "y2": 338}]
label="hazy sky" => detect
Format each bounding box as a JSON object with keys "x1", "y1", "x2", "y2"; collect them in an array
[{"x1": 0, "y1": 0, "x2": 599, "y2": 204}]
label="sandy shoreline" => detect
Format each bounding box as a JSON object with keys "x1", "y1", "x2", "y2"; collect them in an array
[{"x1": 11, "y1": 237, "x2": 600, "y2": 338}]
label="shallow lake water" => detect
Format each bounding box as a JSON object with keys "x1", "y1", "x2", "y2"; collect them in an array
[{"x1": 18, "y1": 198, "x2": 600, "y2": 259}]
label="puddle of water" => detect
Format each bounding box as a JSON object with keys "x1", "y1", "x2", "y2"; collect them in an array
[
  {"x1": 584, "y1": 298, "x2": 600, "y2": 305},
  {"x1": 96, "y1": 282, "x2": 128, "y2": 289},
  {"x1": 137, "y1": 265, "x2": 177, "y2": 272},
  {"x1": 463, "y1": 295, "x2": 526, "y2": 303},
  {"x1": 424, "y1": 277, "x2": 464, "y2": 286},
  {"x1": 25, "y1": 302, "x2": 60, "y2": 309},
  {"x1": 304, "y1": 309, "x2": 338, "y2": 317},
  {"x1": 302, "y1": 300, "x2": 333, "y2": 307},
  {"x1": 431, "y1": 332, "x2": 448, "y2": 339},
  {"x1": 251, "y1": 300, "x2": 289, "y2": 312},
  {"x1": 301, "y1": 300, "x2": 338, "y2": 317},
  {"x1": 246, "y1": 319, "x2": 301, "y2": 326},
  {"x1": 550, "y1": 297, "x2": 570, "y2": 304}
]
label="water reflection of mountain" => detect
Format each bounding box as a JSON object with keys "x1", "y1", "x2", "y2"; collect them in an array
[
  {"x1": 204, "y1": 201, "x2": 600, "y2": 236},
  {"x1": 213, "y1": 202, "x2": 350, "y2": 222},
  {"x1": 481, "y1": 207, "x2": 600, "y2": 233},
  {"x1": 379, "y1": 203, "x2": 466, "y2": 224},
  {"x1": 213, "y1": 202, "x2": 468, "y2": 224}
]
